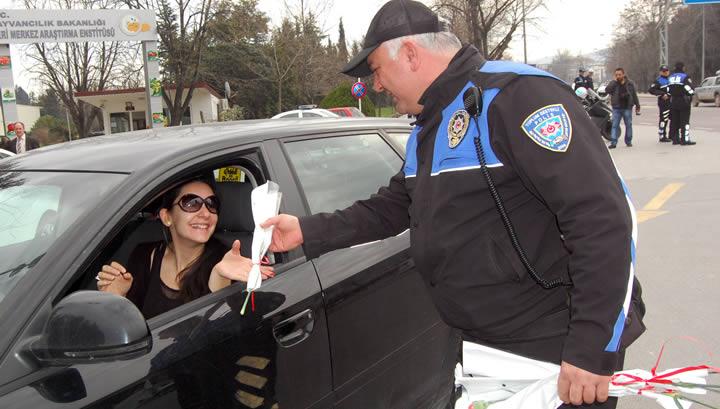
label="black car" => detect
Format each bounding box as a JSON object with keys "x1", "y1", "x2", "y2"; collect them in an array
[{"x1": 0, "y1": 118, "x2": 456, "y2": 409}]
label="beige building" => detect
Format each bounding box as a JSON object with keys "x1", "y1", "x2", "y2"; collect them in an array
[{"x1": 75, "y1": 82, "x2": 227, "y2": 135}]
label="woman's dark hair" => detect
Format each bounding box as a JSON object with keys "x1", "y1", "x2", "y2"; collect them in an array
[{"x1": 160, "y1": 176, "x2": 226, "y2": 302}]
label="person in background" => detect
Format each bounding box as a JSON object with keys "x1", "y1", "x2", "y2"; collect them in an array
[
  {"x1": 648, "y1": 65, "x2": 672, "y2": 143},
  {"x1": 573, "y1": 67, "x2": 588, "y2": 90},
  {"x1": 586, "y1": 69, "x2": 595, "y2": 90},
  {"x1": 3, "y1": 122, "x2": 39, "y2": 154},
  {"x1": 667, "y1": 61, "x2": 696, "y2": 146},
  {"x1": 97, "y1": 178, "x2": 274, "y2": 319},
  {"x1": 604, "y1": 68, "x2": 640, "y2": 148}
]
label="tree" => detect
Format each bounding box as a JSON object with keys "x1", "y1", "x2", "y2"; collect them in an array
[
  {"x1": 606, "y1": 2, "x2": 720, "y2": 90},
  {"x1": 30, "y1": 115, "x2": 71, "y2": 145},
  {"x1": 23, "y1": 0, "x2": 142, "y2": 138},
  {"x1": 15, "y1": 86, "x2": 31, "y2": 105},
  {"x1": 432, "y1": 0, "x2": 544, "y2": 59},
  {"x1": 201, "y1": 0, "x2": 275, "y2": 118},
  {"x1": 547, "y1": 49, "x2": 582, "y2": 84},
  {"x1": 337, "y1": 18, "x2": 348, "y2": 64},
  {"x1": 37, "y1": 88, "x2": 65, "y2": 119},
  {"x1": 123, "y1": 0, "x2": 216, "y2": 126},
  {"x1": 319, "y1": 82, "x2": 376, "y2": 116}
]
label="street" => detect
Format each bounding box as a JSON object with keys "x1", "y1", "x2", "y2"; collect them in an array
[{"x1": 614, "y1": 95, "x2": 719, "y2": 408}]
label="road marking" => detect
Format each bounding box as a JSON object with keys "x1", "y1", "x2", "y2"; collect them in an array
[{"x1": 637, "y1": 183, "x2": 684, "y2": 223}]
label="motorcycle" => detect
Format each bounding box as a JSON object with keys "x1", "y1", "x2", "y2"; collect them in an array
[{"x1": 575, "y1": 86, "x2": 618, "y2": 142}]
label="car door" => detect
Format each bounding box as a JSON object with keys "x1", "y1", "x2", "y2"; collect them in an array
[
  {"x1": 272, "y1": 131, "x2": 458, "y2": 409},
  {"x1": 0, "y1": 147, "x2": 333, "y2": 409},
  {"x1": 697, "y1": 78, "x2": 712, "y2": 101}
]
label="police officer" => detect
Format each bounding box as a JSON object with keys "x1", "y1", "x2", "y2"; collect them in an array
[
  {"x1": 586, "y1": 69, "x2": 595, "y2": 90},
  {"x1": 262, "y1": 1, "x2": 644, "y2": 408},
  {"x1": 668, "y1": 61, "x2": 696, "y2": 145},
  {"x1": 649, "y1": 65, "x2": 672, "y2": 142},
  {"x1": 574, "y1": 67, "x2": 588, "y2": 90}
]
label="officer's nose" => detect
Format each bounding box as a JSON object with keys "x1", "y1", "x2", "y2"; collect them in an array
[{"x1": 373, "y1": 76, "x2": 384, "y2": 93}]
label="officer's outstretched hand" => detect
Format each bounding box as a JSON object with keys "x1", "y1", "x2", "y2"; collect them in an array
[
  {"x1": 557, "y1": 361, "x2": 611, "y2": 406},
  {"x1": 260, "y1": 214, "x2": 304, "y2": 253}
]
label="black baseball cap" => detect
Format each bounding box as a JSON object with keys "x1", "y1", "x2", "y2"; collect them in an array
[
  {"x1": 341, "y1": 0, "x2": 446, "y2": 77},
  {"x1": 659, "y1": 64, "x2": 669, "y2": 71}
]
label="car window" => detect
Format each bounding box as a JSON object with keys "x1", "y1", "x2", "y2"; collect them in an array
[
  {"x1": 715, "y1": 77, "x2": 720, "y2": 85},
  {"x1": 0, "y1": 170, "x2": 126, "y2": 305},
  {"x1": 279, "y1": 112, "x2": 299, "y2": 118},
  {"x1": 332, "y1": 109, "x2": 349, "y2": 117},
  {"x1": 284, "y1": 134, "x2": 403, "y2": 213},
  {"x1": 386, "y1": 132, "x2": 410, "y2": 154},
  {"x1": 302, "y1": 112, "x2": 321, "y2": 118},
  {"x1": 701, "y1": 78, "x2": 712, "y2": 87}
]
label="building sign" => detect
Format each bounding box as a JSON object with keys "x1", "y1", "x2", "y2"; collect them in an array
[{"x1": 0, "y1": 9, "x2": 156, "y2": 44}]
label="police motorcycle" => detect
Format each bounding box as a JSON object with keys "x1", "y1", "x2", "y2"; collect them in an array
[{"x1": 575, "y1": 86, "x2": 617, "y2": 142}]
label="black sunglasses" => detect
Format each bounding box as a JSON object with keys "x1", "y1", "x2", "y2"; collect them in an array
[{"x1": 173, "y1": 194, "x2": 220, "y2": 214}]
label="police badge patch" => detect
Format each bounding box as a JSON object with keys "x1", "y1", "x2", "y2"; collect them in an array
[
  {"x1": 447, "y1": 109, "x2": 470, "y2": 148},
  {"x1": 521, "y1": 104, "x2": 573, "y2": 152}
]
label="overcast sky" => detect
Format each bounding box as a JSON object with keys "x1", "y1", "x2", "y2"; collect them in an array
[
  {"x1": 257, "y1": 0, "x2": 632, "y2": 62},
  {"x1": 1, "y1": 0, "x2": 632, "y2": 92}
]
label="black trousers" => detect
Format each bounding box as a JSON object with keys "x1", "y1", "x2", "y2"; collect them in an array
[
  {"x1": 658, "y1": 102, "x2": 671, "y2": 139},
  {"x1": 463, "y1": 308, "x2": 622, "y2": 409},
  {"x1": 670, "y1": 107, "x2": 691, "y2": 144}
]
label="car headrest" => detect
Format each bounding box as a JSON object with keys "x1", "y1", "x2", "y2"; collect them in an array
[{"x1": 215, "y1": 181, "x2": 255, "y2": 233}]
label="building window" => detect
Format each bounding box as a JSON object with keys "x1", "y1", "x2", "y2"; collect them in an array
[{"x1": 110, "y1": 112, "x2": 130, "y2": 134}]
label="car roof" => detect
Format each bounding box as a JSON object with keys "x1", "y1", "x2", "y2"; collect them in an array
[
  {"x1": 3, "y1": 118, "x2": 412, "y2": 173},
  {"x1": 272, "y1": 108, "x2": 339, "y2": 118}
]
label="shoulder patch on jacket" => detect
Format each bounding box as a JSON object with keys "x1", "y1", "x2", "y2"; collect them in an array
[{"x1": 521, "y1": 104, "x2": 572, "y2": 152}]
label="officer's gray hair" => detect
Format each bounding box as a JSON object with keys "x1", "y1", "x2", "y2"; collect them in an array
[{"x1": 383, "y1": 32, "x2": 462, "y2": 60}]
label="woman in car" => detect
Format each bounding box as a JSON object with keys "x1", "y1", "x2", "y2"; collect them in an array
[{"x1": 96, "y1": 178, "x2": 274, "y2": 319}]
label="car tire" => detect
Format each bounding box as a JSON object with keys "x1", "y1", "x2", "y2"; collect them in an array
[{"x1": 715, "y1": 94, "x2": 720, "y2": 108}]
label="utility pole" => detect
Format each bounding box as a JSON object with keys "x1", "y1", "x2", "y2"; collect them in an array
[
  {"x1": 701, "y1": 4, "x2": 706, "y2": 79},
  {"x1": 659, "y1": 0, "x2": 671, "y2": 67},
  {"x1": 522, "y1": 0, "x2": 528, "y2": 64}
]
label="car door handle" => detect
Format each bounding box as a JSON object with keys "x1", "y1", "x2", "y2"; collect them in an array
[{"x1": 273, "y1": 309, "x2": 314, "y2": 348}]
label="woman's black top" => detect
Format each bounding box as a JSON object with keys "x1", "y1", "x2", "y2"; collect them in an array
[{"x1": 125, "y1": 240, "x2": 224, "y2": 319}]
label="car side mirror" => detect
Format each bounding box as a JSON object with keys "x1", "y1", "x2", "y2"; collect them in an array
[{"x1": 31, "y1": 291, "x2": 151, "y2": 364}]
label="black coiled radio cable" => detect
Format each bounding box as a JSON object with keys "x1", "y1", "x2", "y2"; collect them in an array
[{"x1": 462, "y1": 86, "x2": 571, "y2": 290}]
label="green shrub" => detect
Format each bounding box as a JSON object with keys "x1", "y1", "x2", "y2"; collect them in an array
[
  {"x1": 219, "y1": 106, "x2": 245, "y2": 121},
  {"x1": 320, "y1": 82, "x2": 376, "y2": 116},
  {"x1": 30, "y1": 115, "x2": 71, "y2": 146}
]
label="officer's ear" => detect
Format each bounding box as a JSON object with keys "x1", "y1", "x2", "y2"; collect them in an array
[{"x1": 402, "y1": 40, "x2": 420, "y2": 72}]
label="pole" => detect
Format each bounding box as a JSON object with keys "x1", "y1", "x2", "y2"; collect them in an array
[
  {"x1": 701, "y1": 4, "x2": 705, "y2": 80},
  {"x1": 664, "y1": 0, "x2": 670, "y2": 66},
  {"x1": 65, "y1": 107, "x2": 71, "y2": 140},
  {"x1": 357, "y1": 77, "x2": 362, "y2": 113},
  {"x1": 522, "y1": 0, "x2": 527, "y2": 64}
]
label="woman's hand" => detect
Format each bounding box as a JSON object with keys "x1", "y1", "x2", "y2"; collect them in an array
[
  {"x1": 210, "y1": 240, "x2": 275, "y2": 291},
  {"x1": 97, "y1": 261, "x2": 134, "y2": 297}
]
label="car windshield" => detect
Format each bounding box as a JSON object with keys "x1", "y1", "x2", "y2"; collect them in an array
[{"x1": 0, "y1": 168, "x2": 126, "y2": 304}]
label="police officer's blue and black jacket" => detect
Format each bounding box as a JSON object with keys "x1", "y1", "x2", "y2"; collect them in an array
[
  {"x1": 648, "y1": 75, "x2": 671, "y2": 107},
  {"x1": 667, "y1": 70, "x2": 695, "y2": 110},
  {"x1": 300, "y1": 45, "x2": 640, "y2": 375}
]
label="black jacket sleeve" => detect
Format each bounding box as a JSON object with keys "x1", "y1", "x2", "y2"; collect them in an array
[
  {"x1": 489, "y1": 77, "x2": 635, "y2": 375},
  {"x1": 648, "y1": 79, "x2": 665, "y2": 96},
  {"x1": 299, "y1": 170, "x2": 411, "y2": 259},
  {"x1": 630, "y1": 82, "x2": 641, "y2": 109},
  {"x1": 604, "y1": 80, "x2": 616, "y2": 95}
]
